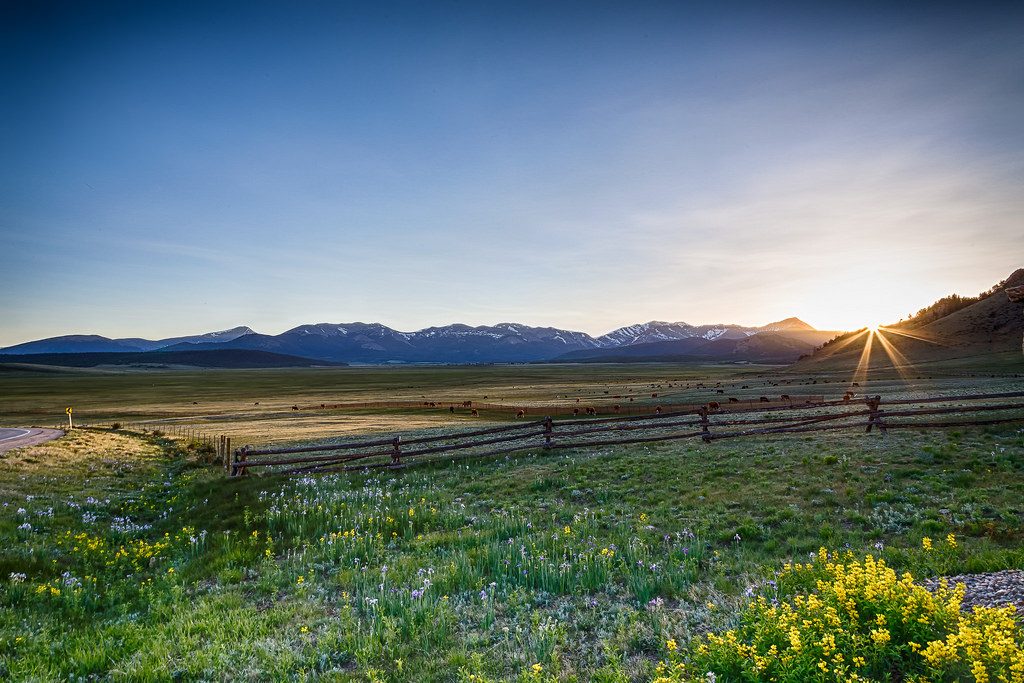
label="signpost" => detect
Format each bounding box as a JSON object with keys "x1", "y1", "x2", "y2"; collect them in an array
[{"x1": 66, "y1": 406, "x2": 73, "y2": 430}]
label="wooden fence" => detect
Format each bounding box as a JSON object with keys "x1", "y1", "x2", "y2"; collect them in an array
[
  {"x1": 119, "y1": 422, "x2": 236, "y2": 468},
  {"x1": 229, "y1": 390, "x2": 1024, "y2": 477}
]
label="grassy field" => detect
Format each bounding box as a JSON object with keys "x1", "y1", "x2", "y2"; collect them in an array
[
  {"x1": 2, "y1": 360, "x2": 1022, "y2": 444},
  {"x1": 1, "y1": 363, "x2": 1022, "y2": 680},
  {"x1": 2, "y1": 418, "x2": 1023, "y2": 680}
]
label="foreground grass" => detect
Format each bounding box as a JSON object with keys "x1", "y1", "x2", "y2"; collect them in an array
[{"x1": 1, "y1": 424, "x2": 1022, "y2": 681}]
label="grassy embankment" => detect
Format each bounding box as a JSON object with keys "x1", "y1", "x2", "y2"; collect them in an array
[{"x1": 2, "y1": 419, "x2": 1022, "y2": 680}]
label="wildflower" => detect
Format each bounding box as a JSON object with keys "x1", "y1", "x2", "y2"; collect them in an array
[
  {"x1": 946, "y1": 533, "x2": 957, "y2": 548},
  {"x1": 531, "y1": 663, "x2": 542, "y2": 674},
  {"x1": 922, "y1": 537, "x2": 933, "y2": 551},
  {"x1": 9, "y1": 572, "x2": 26, "y2": 583},
  {"x1": 296, "y1": 575, "x2": 305, "y2": 585},
  {"x1": 666, "y1": 638, "x2": 677, "y2": 651}
]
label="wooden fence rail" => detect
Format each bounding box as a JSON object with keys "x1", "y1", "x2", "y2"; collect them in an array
[{"x1": 229, "y1": 391, "x2": 1024, "y2": 477}]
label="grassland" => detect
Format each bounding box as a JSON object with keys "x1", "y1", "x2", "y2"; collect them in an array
[
  {"x1": 2, "y1": 416, "x2": 1023, "y2": 680},
  {"x1": 3, "y1": 361, "x2": 1022, "y2": 444},
  {"x1": 1, "y1": 362, "x2": 1022, "y2": 680}
]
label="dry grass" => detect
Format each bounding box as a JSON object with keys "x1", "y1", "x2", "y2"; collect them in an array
[{"x1": 0, "y1": 429, "x2": 164, "y2": 493}]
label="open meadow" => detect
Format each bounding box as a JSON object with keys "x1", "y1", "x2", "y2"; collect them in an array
[{"x1": 1, "y1": 363, "x2": 1023, "y2": 680}]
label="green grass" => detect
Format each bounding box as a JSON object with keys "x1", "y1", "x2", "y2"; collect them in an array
[{"x1": 2, "y1": 418, "x2": 1022, "y2": 681}]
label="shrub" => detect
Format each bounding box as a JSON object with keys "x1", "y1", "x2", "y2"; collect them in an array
[{"x1": 654, "y1": 548, "x2": 1024, "y2": 682}]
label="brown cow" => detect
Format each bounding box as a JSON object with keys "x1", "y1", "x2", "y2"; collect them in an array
[
  {"x1": 470, "y1": 409, "x2": 479, "y2": 416},
  {"x1": 292, "y1": 405, "x2": 299, "y2": 410},
  {"x1": 517, "y1": 410, "x2": 526, "y2": 419},
  {"x1": 708, "y1": 401, "x2": 720, "y2": 411},
  {"x1": 651, "y1": 393, "x2": 658, "y2": 398},
  {"x1": 449, "y1": 406, "x2": 455, "y2": 413},
  {"x1": 654, "y1": 406, "x2": 662, "y2": 414},
  {"x1": 572, "y1": 408, "x2": 580, "y2": 417},
  {"x1": 760, "y1": 396, "x2": 770, "y2": 403},
  {"x1": 728, "y1": 397, "x2": 739, "y2": 403},
  {"x1": 462, "y1": 401, "x2": 472, "y2": 407},
  {"x1": 781, "y1": 395, "x2": 790, "y2": 401}
]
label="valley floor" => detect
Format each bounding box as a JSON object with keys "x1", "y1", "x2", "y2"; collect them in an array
[{"x1": 2, "y1": 422, "x2": 1022, "y2": 681}]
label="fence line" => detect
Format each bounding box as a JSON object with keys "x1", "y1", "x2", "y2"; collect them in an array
[
  {"x1": 229, "y1": 391, "x2": 1024, "y2": 477},
  {"x1": 117, "y1": 421, "x2": 238, "y2": 472}
]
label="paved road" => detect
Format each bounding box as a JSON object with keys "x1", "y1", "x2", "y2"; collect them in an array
[{"x1": 0, "y1": 428, "x2": 64, "y2": 454}]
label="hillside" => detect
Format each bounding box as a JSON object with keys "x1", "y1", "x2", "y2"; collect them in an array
[{"x1": 796, "y1": 268, "x2": 1024, "y2": 371}]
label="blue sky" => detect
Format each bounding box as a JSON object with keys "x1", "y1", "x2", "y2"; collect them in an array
[{"x1": 2, "y1": 1, "x2": 1022, "y2": 345}]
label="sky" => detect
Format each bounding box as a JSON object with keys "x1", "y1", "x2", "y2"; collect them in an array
[{"x1": 2, "y1": 0, "x2": 1023, "y2": 346}]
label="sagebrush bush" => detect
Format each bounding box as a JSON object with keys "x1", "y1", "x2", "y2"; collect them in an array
[{"x1": 654, "y1": 547, "x2": 1024, "y2": 682}]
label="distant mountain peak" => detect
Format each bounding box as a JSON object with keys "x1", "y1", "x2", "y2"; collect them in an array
[{"x1": 758, "y1": 317, "x2": 815, "y2": 332}]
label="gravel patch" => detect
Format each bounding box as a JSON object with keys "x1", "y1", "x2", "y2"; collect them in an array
[{"x1": 923, "y1": 569, "x2": 1024, "y2": 613}]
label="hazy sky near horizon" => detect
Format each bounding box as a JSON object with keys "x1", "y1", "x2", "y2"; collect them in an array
[{"x1": 2, "y1": 1, "x2": 1023, "y2": 346}]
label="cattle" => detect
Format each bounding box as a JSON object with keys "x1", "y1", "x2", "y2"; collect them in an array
[
  {"x1": 728, "y1": 397, "x2": 739, "y2": 403},
  {"x1": 613, "y1": 404, "x2": 621, "y2": 412},
  {"x1": 462, "y1": 401, "x2": 472, "y2": 407},
  {"x1": 708, "y1": 401, "x2": 720, "y2": 410},
  {"x1": 292, "y1": 405, "x2": 299, "y2": 411},
  {"x1": 254, "y1": 402, "x2": 259, "y2": 405},
  {"x1": 449, "y1": 406, "x2": 455, "y2": 413},
  {"x1": 470, "y1": 409, "x2": 479, "y2": 416},
  {"x1": 852, "y1": 382, "x2": 859, "y2": 387},
  {"x1": 517, "y1": 410, "x2": 526, "y2": 419},
  {"x1": 651, "y1": 393, "x2": 658, "y2": 398},
  {"x1": 716, "y1": 389, "x2": 724, "y2": 394},
  {"x1": 192, "y1": 401, "x2": 198, "y2": 405},
  {"x1": 573, "y1": 408, "x2": 580, "y2": 416},
  {"x1": 760, "y1": 396, "x2": 770, "y2": 403},
  {"x1": 781, "y1": 395, "x2": 790, "y2": 401},
  {"x1": 654, "y1": 406, "x2": 662, "y2": 415},
  {"x1": 586, "y1": 407, "x2": 597, "y2": 415},
  {"x1": 321, "y1": 404, "x2": 326, "y2": 409}
]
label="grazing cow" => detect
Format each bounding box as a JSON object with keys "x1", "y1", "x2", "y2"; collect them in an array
[
  {"x1": 470, "y1": 409, "x2": 479, "y2": 416},
  {"x1": 760, "y1": 396, "x2": 770, "y2": 403},
  {"x1": 254, "y1": 402, "x2": 259, "y2": 405},
  {"x1": 654, "y1": 406, "x2": 662, "y2": 414},
  {"x1": 728, "y1": 397, "x2": 739, "y2": 403},
  {"x1": 292, "y1": 405, "x2": 299, "y2": 411},
  {"x1": 586, "y1": 407, "x2": 597, "y2": 415},
  {"x1": 716, "y1": 389, "x2": 724, "y2": 394},
  {"x1": 708, "y1": 401, "x2": 720, "y2": 411},
  {"x1": 613, "y1": 405, "x2": 621, "y2": 412},
  {"x1": 449, "y1": 406, "x2": 455, "y2": 413},
  {"x1": 463, "y1": 401, "x2": 472, "y2": 407},
  {"x1": 573, "y1": 408, "x2": 580, "y2": 416},
  {"x1": 852, "y1": 382, "x2": 860, "y2": 387},
  {"x1": 517, "y1": 410, "x2": 526, "y2": 419},
  {"x1": 651, "y1": 393, "x2": 658, "y2": 398},
  {"x1": 781, "y1": 395, "x2": 790, "y2": 401},
  {"x1": 741, "y1": 385, "x2": 749, "y2": 389},
  {"x1": 321, "y1": 404, "x2": 326, "y2": 409}
]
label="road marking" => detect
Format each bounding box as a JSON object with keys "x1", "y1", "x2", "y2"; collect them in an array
[{"x1": 0, "y1": 428, "x2": 32, "y2": 442}]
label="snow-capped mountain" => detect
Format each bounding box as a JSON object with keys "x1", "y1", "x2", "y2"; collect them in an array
[{"x1": 1, "y1": 318, "x2": 827, "y2": 363}]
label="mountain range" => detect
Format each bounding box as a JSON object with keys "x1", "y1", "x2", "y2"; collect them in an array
[{"x1": 0, "y1": 318, "x2": 834, "y2": 366}]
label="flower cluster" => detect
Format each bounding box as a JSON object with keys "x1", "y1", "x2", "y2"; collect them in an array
[{"x1": 653, "y1": 547, "x2": 1024, "y2": 682}]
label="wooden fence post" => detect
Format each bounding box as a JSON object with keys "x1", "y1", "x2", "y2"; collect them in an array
[
  {"x1": 391, "y1": 436, "x2": 402, "y2": 466},
  {"x1": 231, "y1": 445, "x2": 249, "y2": 477},
  {"x1": 544, "y1": 416, "x2": 553, "y2": 449},
  {"x1": 224, "y1": 437, "x2": 231, "y2": 471},
  {"x1": 866, "y1": 396, "x2": 887, "y2": 434},
  {"x1": 699, "y1": 407, "x2": 712, "y2": 443}
]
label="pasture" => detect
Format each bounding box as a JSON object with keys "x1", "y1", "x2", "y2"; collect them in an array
[{"x1": 1, "y1": 363, "x2": 1023, "y2": 680}]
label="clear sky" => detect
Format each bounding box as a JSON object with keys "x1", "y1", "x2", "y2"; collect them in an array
[{"x1": 2, "y1": 1, "x2": 1022, "y2": 346}]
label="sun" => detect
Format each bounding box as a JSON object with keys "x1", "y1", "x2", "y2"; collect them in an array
[{"x1": 866, "y1": 322, "x2": 882, "y2": 333}]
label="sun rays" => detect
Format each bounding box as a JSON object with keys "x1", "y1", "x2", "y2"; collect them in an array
[{"x1": 847, "y1": 323, "x2": 937, "y2": 388}]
